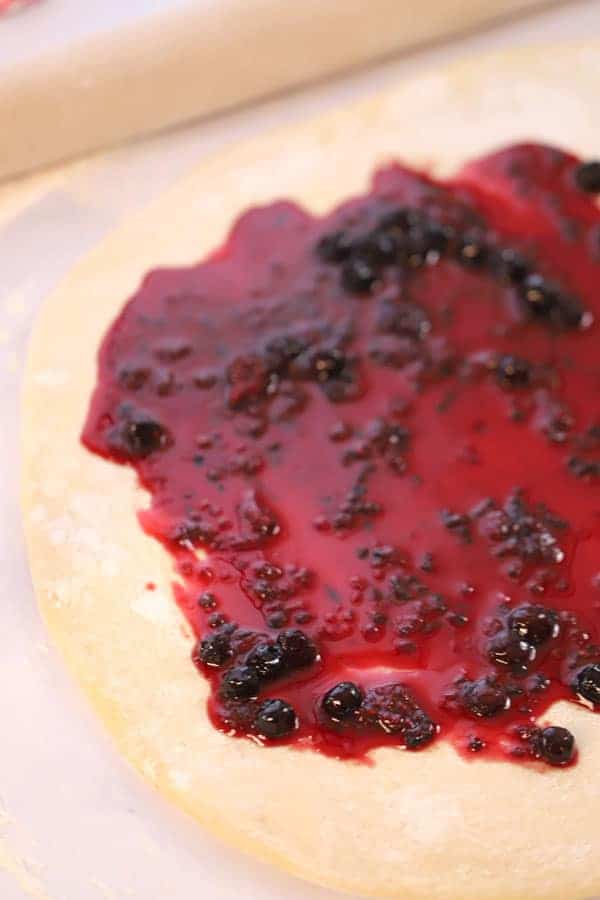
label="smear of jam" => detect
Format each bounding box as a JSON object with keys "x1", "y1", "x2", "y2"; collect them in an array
[{"x1": 82, "y1": 144, "x2": 600, "y2": 768}]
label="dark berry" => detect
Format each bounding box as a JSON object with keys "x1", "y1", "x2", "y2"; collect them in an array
[
  {"x1": 537, "y1": 725, "x2": 575, "y2": 766},
  {"x1": 316, "y1": 230, "x2": 353, "y2": 263},
  {"x1": 341, "y1": 256, "x2": 377, "y2": 294},
  {"x1": 277, "y1": 629, "x2": 319, "y2": 670},
  {"x1": 574, "y1": 663, "x2": 600, "y2": 706},
  {"x1": 194, "y1": 629, "x2": 232, "y2": 667},
  {"x1": 359, "y1": 230, "x2": 399, "y2": 265},
  {"x1": 460, "y1": 677, "x2": 510, "y2": 718},
  {"x1": 495, "y1": 355, "x2": 532, "y2": 388},
  {"x1": 322, "y1": 682, "x2": 363, "y2": 723},
  {"x1": 198, "y1": 591, "x2": 217, "y2": 609},
  {"x1": 120, "y1": 417, "x2": 170, "y2": 458},
  {"x1": 574, "y1": 160, "x2": 600, "y2": 194},
  {"x1": 423, "y1": 221, "x2": 454, "y2": 254},
  {"x1": 220, "y1": 666, "x2": 261, "y2": 700},
  {"x1": 379, "y1": 207, "x2": 421, "y2": 232},
  {"x1": 520, "y1": 274, "x2": 558, "y2": 316},
  {"x1": 457, "y1": 232, "x2": 487, "y2": 266},
  {"x1": 508, "y1": 604, "x2": 559, "y2": 646},
  {"x1": 246, "y1": 642, "x2": 286, "y2": 680},
  {"x1": 406, "y1": 222, "x2": 452, "y2": 263},
  {"x1": 495, "y1": 247, "x2": 529, "y2": 284},
  {"x1": 254, "y1": 699, "x2": 297, "y2": 738},
  {"x1": 488, "y1": 632, "x2": 536, "y2": 677},
  {"x1": 312, "y1": 349, "x2": 346, "y2": 382}
]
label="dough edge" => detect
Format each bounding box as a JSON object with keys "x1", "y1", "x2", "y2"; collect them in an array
[{"x1": 21, "y1": 44, "x2": 600, "y2": 900}]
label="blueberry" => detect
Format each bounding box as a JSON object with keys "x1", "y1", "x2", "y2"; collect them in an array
[
  {"x1": 312, "y1": 350, "x2": 346, "y2": 382},
  {"x1": 488, "y1": 632, "x2": 536, "y2": 677},
  {"x1": 574, "y1": 663, "x2": 600, "y2": 706},
  {"x1": 508, "y1": 604, "x2": 559, "y2": 646},
  {"x1": 358, "y1": 231, "x2": 399, "y2": 265},
  {"x1": 316, "y1": 229, "x2": 353, "y2": 263},
  {"x1": 246, "y1": 642, "x2": 286, "y2": 679},
  {"x1": 254, "y1": 699, "x2": 297, "y2": 738},
  {"x1": 574, "y1": 160, "x2": 600, "y2": 194},
  {"x1": 423, "y1": 222, "x2": 454, "y2": 254},
  {"x1": 460, "y1": 677, "x2": 510, "y2": 718},
  {"x1": 495, "y1": 247, "x2": 530, "y2": 284},
  {"x1": 495, "y1": 355, "x2": 532, "y2": 388},
  {"x1": 276, "y1": 629, "x2": 319, "y2": 670},
  {"x1": 406, "y1": 222, "x2": 453, "y2": 262},
  {"x1": 520, "y1": 274, "x2": 558, "y2": 316},
  {"x1": 120, "y1": 417, "x2": 170, "y2": 458},
  {"x1": 379, "y1": 207, "x2": 421, "y2": 232},
  {"x1": 537, "y1": 725, "x2": 575, "y2": 766},
  {"x1": 456, "y1": 232, "x2": 488, "y2": 266},
  {"x1": 322, "y1": 682, "x2": 363, "y2": 723},
  {"x1": 220, "y1": 666, "x2": 261, "y2": 700},
  {"x1": 341, "y1": 256, "x2": 377, "y2": 294},
  {"x1": 194, "y1": 630, "x2": 232, "y2": 668},
  {"x1": 198, "y1": 591, "x2": 217, "y2": 609}
]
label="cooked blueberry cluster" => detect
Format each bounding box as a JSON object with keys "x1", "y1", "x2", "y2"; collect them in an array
[
  {"x1": 194, "y1": 626, "x2": 318, "y2": 739},
  {"x1": 316, "y1": 205, "x2": 589, "y2": 329},
  {"x1": 442, "y1": 490, "x2": 568, "y2": 567},
  {"x1": 487, "y1": 603, "x2": 560, "y2": 677}
]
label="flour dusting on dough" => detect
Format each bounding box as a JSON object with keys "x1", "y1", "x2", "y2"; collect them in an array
[{"x1": 131, "y1": 590, "x2": 178, "y2": 626}]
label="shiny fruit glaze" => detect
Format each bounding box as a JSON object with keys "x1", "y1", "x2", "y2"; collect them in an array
[{"x1": 82, "y1": 144, "x2": 600, "y2": 767}]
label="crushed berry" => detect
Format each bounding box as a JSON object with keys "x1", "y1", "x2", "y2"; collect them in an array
[
  {"x1": 359, "y1": 683, "x2": 437, "y2": 748},
  {"x1": 460, "y1": 677, "x2": 510, "y2": 718},
  {"x1": 277, "y1": 629, "x2": 319, "y2": 670}
]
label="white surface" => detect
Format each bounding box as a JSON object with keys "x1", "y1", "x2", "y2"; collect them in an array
[{"x1": 2, "y1": 2, "x2": 600, "y2": 899}]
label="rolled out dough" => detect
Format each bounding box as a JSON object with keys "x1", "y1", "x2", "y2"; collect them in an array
[{"x1": 22, "y1": 43, "x2": 600, "y2": 900}]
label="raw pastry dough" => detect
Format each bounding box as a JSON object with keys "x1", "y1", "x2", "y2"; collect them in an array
[{"x1": 22, "y1": 44, "x2": 600, "y2": 899}]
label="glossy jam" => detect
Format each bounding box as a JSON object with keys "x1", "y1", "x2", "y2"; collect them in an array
[{"x1": 82, "y1": 144, "x2": 600, "y2": 766}]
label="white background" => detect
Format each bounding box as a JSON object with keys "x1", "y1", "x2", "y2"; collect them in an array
[{"x1": 2, "y1": 1, "x2": 600, "y2": 899}]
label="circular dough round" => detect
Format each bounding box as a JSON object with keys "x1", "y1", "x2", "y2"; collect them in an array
[{"x1": 22, "y1": 43, "x2": 600, "y2": 900}]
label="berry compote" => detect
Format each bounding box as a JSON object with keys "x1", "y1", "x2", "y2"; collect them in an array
[{"x1": 82, "y1": 143, "x2": 600, "y2": 768}]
